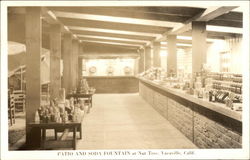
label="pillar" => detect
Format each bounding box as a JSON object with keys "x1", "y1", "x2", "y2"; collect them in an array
[
  {"x1": 145, "y1": 46, "x2": 152, "y2": 70},
  {"x1": 78, "y1": 58, "x2": 83, "y2": 81},
  {"x1": 62, "y1": 33, "x2": 72, "y2": 94},
  {"x1": 134, "y1": 57, "x2": 139, "y2": 75},
  {"x1": 78, "y1": 43, "x2": 83, "y2": 83},
  {"x1": 138, "y1": 48, "x2": 145, "y2": 73},
  {"x1": 25, "y1": 7, "x2": 42, "y2": 147},
  {"x1": 72, "y1": 39, "x2": 79, "y2": 89},
  {"x1": 153, "y1": 41, "x2": 161, "y2": 67},
  {"x1": 49, "y1": 24, "x2": 61, "y2": 99},
  {"x1": 192, "y1": 21, "x2": 207, "y2": 75},
  {"x1": 167, "y1": 35, "x2": 177, "y2": 76}
]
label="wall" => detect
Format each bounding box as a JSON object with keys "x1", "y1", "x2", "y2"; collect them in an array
[
  {"x1": 139, "y1": 81, "x2": 242, "y2": 148},
  {"x1": 176, "y1": 37, "x2": 242, "y2": 74},
  {"x1": 177, "y1": 48, "x2": 192, "y2": 74},
  {"x1": 85, "y1": 76, "x2": 138, "y2": 93},
  {"x1": 81, "y1": 42, "x2": 138, "y2": 56},
  {"x1": 83, "y1": 58, "x2": 135, "y2": 76},
  {"x1": 226, "y1": 36, "x2": 242, "y2": 74},
  {"x1": 160, "y1": 48, "x2": 192, "y2": 75},
  {"x1": 206, "y1": 37, "x2": 242, "y2": 73}
]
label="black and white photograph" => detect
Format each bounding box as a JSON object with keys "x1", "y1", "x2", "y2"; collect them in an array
[{"x1": 1, "y1": 1, "x2": 249, "y2": 160}]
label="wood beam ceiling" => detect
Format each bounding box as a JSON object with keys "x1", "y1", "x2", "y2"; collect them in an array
[{"x1": 9, "y1": 6, "x2": 243, "y2": 51}]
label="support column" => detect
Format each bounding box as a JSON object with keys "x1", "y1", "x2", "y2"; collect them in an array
[
  {"x1": 49, "y1": 24, "x2": 61, "y2": 99},
  {"x1": 153, "y1": 41, "x2": 161, "y2": 67},
  {"x1": 72, "y1": 39, "x2": 79, "y2": 89},
  {"x1": 25, "y1": 7, "x2": 42, "y2": 147},
  {"x1": 167, "y1": 35, "x2": 177, "y2": 76},
  {"x1": 145, "y1": 46, "x2": 152, "y2": 70},
  {"x1": 78, "y1": 58, "x2": 83, "y2": 81},
  {"x1": 78, "y1": 43, "x2": 83, "y2": 82},
  {"x1": 138, "y1": 48, "x2": 145, "y2": 73},
  {"x1": 62, "y1": 33, "x2": 72, "y2": 94},
  {"x1": 134, "y1": 58, "x2": 139, "y2": 75},
  {"x1": 192, "y1": 21, "x2": 207, "y2": 75}
]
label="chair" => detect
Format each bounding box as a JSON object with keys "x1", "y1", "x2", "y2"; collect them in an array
[
  {"x1": 8, "y1": 94, "x2": 15, "y2": 126},
  {"x1": 13, "y1": 90, "x2": 26, "y2": 112}
]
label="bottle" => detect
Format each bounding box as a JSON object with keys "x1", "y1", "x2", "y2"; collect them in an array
[
  {"x1": 35, "y1": 111, "x2": 40, "y2": 123},
  {"x1": 212, "y1": 91, "x2": 216, "y2": 102},
  {"x1": 209, "y1": 91, "x2": 212, "y2": 102}
]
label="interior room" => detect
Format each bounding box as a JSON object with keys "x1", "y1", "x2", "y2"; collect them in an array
[{"x1": 7, "y1": 5, "x2": 244, "y2": 151}]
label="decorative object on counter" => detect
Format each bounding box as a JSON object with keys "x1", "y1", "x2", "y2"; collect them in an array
[
  {"x1": 140, "y1": 67, "x2": 165, "y2": 81},
  {"x1": 106, "y1": 66, "x2": 114, "y2": 76},
  {"x1": 168, "y1": 68, "x2": 176, "y2": 77},
  {"x1": 124, "y1": 66, "x2": 132, "y2": 75},
  {"x1": 77, "y1": 78, "x2": 89, "y2": 94},
  {"x1": 89, "y1": 66, "x2": 97, "y2": 74}
]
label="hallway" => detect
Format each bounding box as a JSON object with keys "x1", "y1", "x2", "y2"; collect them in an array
[{"x1": 77, "y1": 93, "x2": 197, "y2": 149}]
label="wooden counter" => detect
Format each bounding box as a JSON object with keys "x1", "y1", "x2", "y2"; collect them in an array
[
  {"x1": 138, "y1": 77, "x2": 242, "y2": 149},
  {"x1": 83, "y1": 76, "x2": 138, "y2": 93}
]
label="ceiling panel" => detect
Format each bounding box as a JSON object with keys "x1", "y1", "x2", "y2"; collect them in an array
[
  {"x1": 207, "y1": 20, "x2": 242, "y2": 28},
  {"x1": 77, "y1": 35, "x2": 149, "y2": 43},
  {"x1": 81, "y1": 40, "x2": 141, "y2": 48},
  {"x1": 68, "y1": 26, "x2": 161, "y2": 37},
  {"x1": 58, "y1": 17, "x2": 170, "y2": 34},
  {"x1": 70, "y1": 30, "x2": 155, "y2": 41},
  {"x1": 102, "y1": 7, "x2": 205, "y2": 16},
  {"x1": 53, "y1": 10, "x2": 181, "y2": 28},
  {"x1": 79, "y1": 37, "x2": 145, "y2": 46}
]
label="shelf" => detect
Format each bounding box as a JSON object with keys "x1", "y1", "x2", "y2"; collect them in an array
[{"x1": 212, "y1": 80, "x2": 242, "y2": 86}]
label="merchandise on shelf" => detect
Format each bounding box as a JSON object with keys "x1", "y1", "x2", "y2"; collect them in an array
[{"x1": 140, "y1": 67, "x2": 166, "y2": 81}]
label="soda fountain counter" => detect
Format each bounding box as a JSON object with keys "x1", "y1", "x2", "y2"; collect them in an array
[{"x1": 137, "y1": 70, "x2": 242, "y2": 149}]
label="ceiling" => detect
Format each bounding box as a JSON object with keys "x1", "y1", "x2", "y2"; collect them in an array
[{"x1": 8, "y1": 6, "x2": 243, "y2": 50}]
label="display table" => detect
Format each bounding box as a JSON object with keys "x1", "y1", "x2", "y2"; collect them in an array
[
  {"x1": 67, "y1": 92, "x2": 94, "y2": 108},
  {"x1": 29, "y1": 122, "x2": 81, "y2": 150}
]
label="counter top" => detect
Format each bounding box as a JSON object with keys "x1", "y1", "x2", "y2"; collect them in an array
[{"x1": 139, "y1": 77, "x2": 242, "y2": 122}]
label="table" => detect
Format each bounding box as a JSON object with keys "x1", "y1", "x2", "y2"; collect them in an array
[
  {"x1": 29, "y1": 122, "x2": 81, "y2": 150},
  {"x1": 67, "y1": 92, "x2": 94, "y2": 108}
]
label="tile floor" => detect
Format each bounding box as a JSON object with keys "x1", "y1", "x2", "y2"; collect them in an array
[{"x1": 77, "y1": 93, "x2": 197, "y2": 149}]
